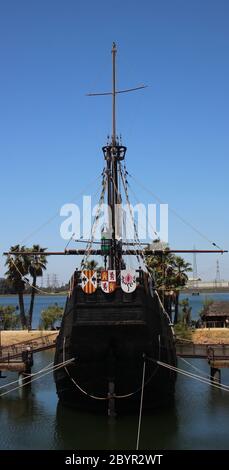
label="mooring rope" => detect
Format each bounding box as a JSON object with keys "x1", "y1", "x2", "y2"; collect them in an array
[
  {"x1": 0, "y1": 358, "x2": 75, "y2": 398},
  {"x1": 62, "y1": 337, "x2": 160, "y2": 401},
  {"x1": 179, "y1": 357, "x2": 211, "y2": 378},
  {"x1": 146, "y1": 356, "x2": 229, "y2": 393},
  {"x1": 0, "y1": 360, "x2": 55, "y2": 391},
  {"x1": 136, "y1": 358, "x2": 146, "y2": 450}
]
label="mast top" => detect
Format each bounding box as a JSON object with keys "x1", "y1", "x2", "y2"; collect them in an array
[{"x1": 111, "y1": 41, "x2": 117, "y2": 145}]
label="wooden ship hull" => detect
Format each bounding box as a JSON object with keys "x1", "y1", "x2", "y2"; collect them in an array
[{"x1": 54, "y1": 282, "x2": 177, "y2": 413}]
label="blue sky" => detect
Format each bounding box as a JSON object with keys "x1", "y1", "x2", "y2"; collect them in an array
[{"x1": 0, "y1": 0, "x2": 228, "y2": 283}]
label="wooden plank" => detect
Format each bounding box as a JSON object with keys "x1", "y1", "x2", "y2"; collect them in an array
[
  {"x1": 209, "y1": 360, "x2": 229, "y2": 368},
  {"x1": 0, "y1": 362, "x2": 26, "y2": 372}
]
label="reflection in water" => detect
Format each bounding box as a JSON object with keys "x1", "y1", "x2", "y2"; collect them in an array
[
  {"x1": 55, "y1": 401, "x2": 178, "y2": 450},
  {"x1": 1, "y1": 305, "x2": 229, "y2": 451}
]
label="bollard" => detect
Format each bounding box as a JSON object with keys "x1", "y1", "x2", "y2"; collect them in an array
[{"x1": 210, "y1": 367, "x2": 221, "y2": 384}]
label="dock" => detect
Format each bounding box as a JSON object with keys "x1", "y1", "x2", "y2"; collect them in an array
[
  {"x1": 0, "y1": 332, "x2": 58, "y2": 375},
  {"x1": 1, "y1": 333, "x2": 229, "y2": 385},
  {"x1": 176, "y1": 342, "x2": 229, "y2": 382},
  {"x1": 176, "y1": 342, "x2": 229, "y2": 360}
]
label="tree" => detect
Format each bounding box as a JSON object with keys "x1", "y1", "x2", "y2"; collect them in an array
[
  {"x1": 146, "y1": 250, "x2": 175, "y2": 319},
  {"x1": 172, "y1": 256, "x2": 192, "y2": 324},
  {"x1": 27, "y1": 245, "x2": 47, "y2": 330},
  {"x1": 145, "y1": 243, "x2": 192, "y2": 323},
  {"x1": 83, "y1": 260, "x2": 99, "y2": 270},
  {"x1": 5, "y1": 245, "x2": 30, "y2": 328},
  {"x1": 179, "y1": 298, "x2": 192, "y2": 325},
  {"x1": 40, "y1": 304, "x2": 63, "y2": 330},
  {"x1": 0, "y1": 305, "x2": 20, "y2": 330}
]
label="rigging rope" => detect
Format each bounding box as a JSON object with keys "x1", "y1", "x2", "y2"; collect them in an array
[
  {"x1": 128, "y1": 172, "x2": 224, "y2": 250},
  {"x1": 64, "y1": 182, "x2": 103, "y2": 252},
  {"x1": 119, "y1": 163, "x2": 145, "y2": 268},
  {"x1": 119, "y1": 162, "x2": 173, "y2": 326},
  {"x1": 8, "y1": 256, "x2": 58, "y2": 296},
  {"x1": 127, "y1": 181, "x2": 159, "y2": 240},
  {"x1": 19, "y1": 174, "x2": 102, "y2": 245},
  {"x1": 0, "y1": 358, "x2": 74, "y2": 398},
  {"x1": 81, "y1": 170, "x2": 107, "y2": 268}
]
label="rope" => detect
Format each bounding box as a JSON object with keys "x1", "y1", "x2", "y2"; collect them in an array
[
  {"x1": 81, "y1": 170, "x2": 107, "y2": 268},
  {"x1": 128, "y1": 172, "x2": 224, "y2": 250},
  {"x1": 8, "y1": 256, "x2": 58, "y2": 296},
  {"x1": 154, "y1": 289, "x2": 174, "y2": 326},
  {"x1": 179, "y1": 357, "x2": 211, "y2": 378},
  {"x1": 19, "y1": 174, "x2": 102, "y2": 244},
  {"x1": 119, "y1": 164, "x2": 144, "y2": 268},
  {"x1": 0, "y1": 358, "x2": 74, "y2": 398},
  {"x1": 136, "y1": 358, "x2": 146, "y2": 450},
  {"x1": 62, "y1": 337, "x2": 160, "y2": 401},
  {"x1": 127, "y1": 181, "x2": 159, "y2": 240},
  {"x1": 0, "y1": 361, "x2": 55, "y2": 391},
  {"x1": 63, "y1": 337, "x2": 108, "y2": 400},
  {"x1": 120, "y1": 164, "x2": 173, "y2": 329},
  {"x1": 146, "y1": 356, "x2": 229, "y2": 393}
]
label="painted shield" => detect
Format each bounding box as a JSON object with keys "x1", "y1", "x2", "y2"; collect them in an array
[
  {"x1": 121, "y1": 268, "x2": 137, "y2": 293},
  {"x1": 81, "y1": 270, "x2": 97, "y2": 294},
  {"x1": 101, "y1": 270, "x2": 116, "y2": 293}
]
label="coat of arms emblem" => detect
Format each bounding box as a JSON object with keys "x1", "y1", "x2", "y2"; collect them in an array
[
  {"x1": 121, "y1": 269, "x2": 137, "y2": 293},
  {"x1": 101, "y1": 270, "x2": 116, "y2": 293},
  {"x1": 81, "y1": 270, "x2": 97, "y2": 294}
]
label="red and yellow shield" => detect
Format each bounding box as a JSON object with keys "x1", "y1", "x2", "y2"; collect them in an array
[
  {"x1": 81, "y1": 270, "x2": 97, "y2": 294},
  {"x1": 101, "y1": 270, "x2": 116, "y2": 293}
]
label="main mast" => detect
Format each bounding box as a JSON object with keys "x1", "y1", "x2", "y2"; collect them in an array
[
  {"x1": 103, "y1": 43, "x2": 126, "y2": 270},
  {"x1": 112, "y1": 42, "x2": 117, "y2": 146}
]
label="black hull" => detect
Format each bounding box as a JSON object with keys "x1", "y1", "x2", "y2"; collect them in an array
[{"x1": 54, "y1": 285, "x2": 177, "y2": 413}]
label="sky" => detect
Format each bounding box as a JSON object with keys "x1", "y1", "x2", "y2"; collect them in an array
[{"x1": 0, "y1": 0, "x2": 228, "y2": 284}]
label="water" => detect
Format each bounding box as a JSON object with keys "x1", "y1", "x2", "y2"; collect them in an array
[
  {"x1": 1, "y1": 293, "x2": 229, "y2": 450},
  {"x1": 0, "y1": 295, "x2": 66, "y2": 328}
]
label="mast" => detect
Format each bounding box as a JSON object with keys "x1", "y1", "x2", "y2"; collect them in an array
[
  {"x1": 111, "y1": 42, "x2": 118, "y2": 270},
  {"x1": 87, "y1": 43, "x2": 147, "y2": 270},
  {"x1": 103, "y1": 43, "x2": 126, "y2": 270},
  {"x1": 112, "y1": 42, "x2": 117, "y2": 146}
]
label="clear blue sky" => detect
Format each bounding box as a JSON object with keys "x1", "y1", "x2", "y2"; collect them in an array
[{"x1": 0, "y1": 0, "x2": 228, "y2": 283}]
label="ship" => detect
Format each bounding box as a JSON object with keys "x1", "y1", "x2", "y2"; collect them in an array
[
  {"x1": 4, "y1": 44, "x2": 227, "y2": 414},
  {"x1": 53, "y1": 43, "x2": 177, "y2": 414}
]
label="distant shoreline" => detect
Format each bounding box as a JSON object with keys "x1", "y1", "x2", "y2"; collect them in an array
[
  {"x1": 183, "y1": 289, "x2": 229, "y2": 294},
  {"x1": 0, "y1": 293, "x2": 67, "y2": 297},
  {"x1": 0, "y1": 290, "x2": 229, "y2": 298}
]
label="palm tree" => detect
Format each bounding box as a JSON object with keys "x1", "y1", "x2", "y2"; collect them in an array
[
  {"x1": 83, "y1": 260, "x2": 99, "y2": 270},
  {"x1": 180, "y1": 298, "x2": 192, "y2": 325},
  {"x1": 146, "y1": 245, "x2": 176, "y2": 319},
  {"x1": 145, "y1": 246, "x2": 192, "y2": 322},
  {"x1": 27, "y1": 245, "x2": 47, "y2": 330},
  {"x1": 172, "y1": 256, "x2": 192, "y2": 324},
  {"x1": 5, "y1": 245, "x2": 30, "y2": 328}
]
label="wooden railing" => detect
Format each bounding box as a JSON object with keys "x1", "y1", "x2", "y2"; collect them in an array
[
  {"x1": 176, "y1": 342, "x2": 229, "y2": 359},
  {"x1": 0, "y1": 332, "x2": 58, "y2": 363}
]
